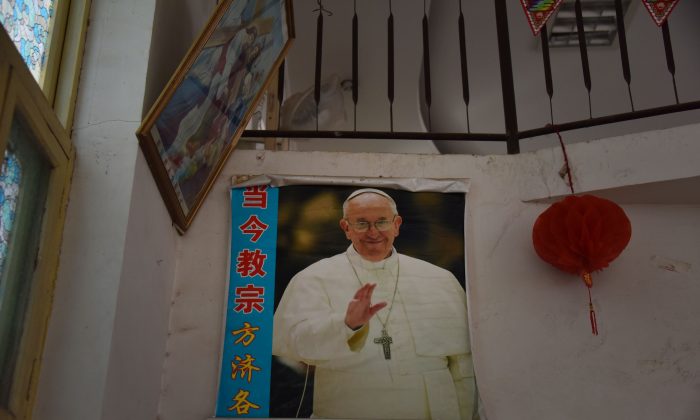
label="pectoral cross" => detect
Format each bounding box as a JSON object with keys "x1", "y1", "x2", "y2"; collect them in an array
[{"x1": 373, "y1": 328, "x2": 393, "y2": 360}]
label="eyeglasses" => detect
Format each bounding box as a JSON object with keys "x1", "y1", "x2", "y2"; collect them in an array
[{"x1": 345, "y1": 216, "x2": 396, "y2": 232}]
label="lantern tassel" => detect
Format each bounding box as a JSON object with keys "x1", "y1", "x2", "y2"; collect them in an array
[
  {"x1": 589, "y1": 300, "x2": 598, "y2": 336},
  {"x1": 583, "y1": 272, "x2": 599, "y2": 335}
]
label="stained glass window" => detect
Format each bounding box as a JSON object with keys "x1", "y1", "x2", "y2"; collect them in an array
[
  {"x1": 0, "y1": 148, "x2": 21, "y2": 291},
  {"x1": 0, "y1": 115, "x2": 51, "y2": 406},
  {"x1": 0, "y1": 22, "x2": 74, "y2": 414},
  {"x1": 0, "y1": 0, "x2": 56, "y2": 83}
]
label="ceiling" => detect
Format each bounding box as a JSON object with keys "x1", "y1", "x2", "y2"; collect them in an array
[
  {"x1": 148, "y1": 0, "x2": 700, "y2": 155},
  {"x1": 280, "y1": 0, "x2": 700, "y2": 155},
  {"x1": 141, "y1": 0, "x2": 700, "y2": 207}
]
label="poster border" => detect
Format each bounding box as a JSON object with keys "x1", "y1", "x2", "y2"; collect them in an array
[{"x1": 213, "y1": 175, "x2": 478, "y2": 419}]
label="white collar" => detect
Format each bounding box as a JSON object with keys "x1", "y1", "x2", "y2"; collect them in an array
[{"x1": 345, "y1": 244, "x2": 399, "y2": 271}]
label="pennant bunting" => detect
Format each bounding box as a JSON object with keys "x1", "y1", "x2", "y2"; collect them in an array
[
  {"x1": 519, "y1": 0, "x2": 564, "y2": 36},
  {"x1": 642, "y1": 0, "x2": 681, "y2": 26}
]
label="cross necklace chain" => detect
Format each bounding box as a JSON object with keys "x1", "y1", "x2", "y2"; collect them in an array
[{"x1": 346, "y1": 252, "x2": 400, "y2": 360}]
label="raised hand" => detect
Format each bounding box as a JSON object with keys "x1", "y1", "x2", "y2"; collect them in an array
[{"x1": 344, "y1": 283, "x2": 388, "y2": 330}]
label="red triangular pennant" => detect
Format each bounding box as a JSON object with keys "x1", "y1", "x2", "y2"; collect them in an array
[
  {"x1": 519, "y1": 0, "x2": 564, "y2": 36},
  {"x1": 642, "y1": 0, "x2": 681, "y2": 26}
]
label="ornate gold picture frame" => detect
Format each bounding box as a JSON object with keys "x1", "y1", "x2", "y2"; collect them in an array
[{"x1": 137, "y1": 0, "x2": 294, "y2": 232}]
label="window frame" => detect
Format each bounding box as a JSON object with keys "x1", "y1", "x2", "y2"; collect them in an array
[
  {"x1": 1, "y1": 0, "x2": 91, "y2": 131},
  {"x1": 51, "y1": 0, "x2": 92, "y2": 128},
  {"x1": 40, "y1": 0, "x2": 71, "y2": 104},
  {"x1": 0, "y1": 19, "x2": 74, "y2": 420}
]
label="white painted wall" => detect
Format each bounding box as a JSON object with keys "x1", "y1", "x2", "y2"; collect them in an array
[
  {"x1": 143, "y1": 0, "x2": 216, "y2": 114},
  {"x1": 31, "y1": 0, "x2": 700, "y2": 418},
  {"x1": 100, "y1": 151, "x2": 178, "y2": 420},
  {"x1": 34, "y1": 0, "x2": 179, "y2": 419},
  {"x1": 159, "y1": 124, "x2": 700, "y2": 419}
]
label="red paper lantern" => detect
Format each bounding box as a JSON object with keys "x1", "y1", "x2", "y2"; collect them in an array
[{"x1": 532, "y1": 194, "x2": 632, "y2": 334}]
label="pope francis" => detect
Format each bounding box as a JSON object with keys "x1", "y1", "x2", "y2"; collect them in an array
[{"x1": 272, "y1": 188, "x2": 478, "y2": 419}]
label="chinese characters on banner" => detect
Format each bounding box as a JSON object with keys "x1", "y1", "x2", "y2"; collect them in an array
[{"x1": 216, "y1": 186, "x2": 278, "y2": 417}]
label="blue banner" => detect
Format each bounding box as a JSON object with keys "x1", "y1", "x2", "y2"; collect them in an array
[{"x1": 216, "y1": 185, "x2": 278, "y2": 417}]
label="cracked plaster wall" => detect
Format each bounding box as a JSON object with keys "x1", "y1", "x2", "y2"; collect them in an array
[
  {"x1": 34, "y1": 1, "x2": 177, "y2": 419},
  {"x1": 160, "y1": 123, "x2": 700, "y2": 419}
]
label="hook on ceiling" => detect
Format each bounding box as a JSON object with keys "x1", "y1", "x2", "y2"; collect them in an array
[{"x1": 313, "y1": 0, "x2": 333, "y2": 16}]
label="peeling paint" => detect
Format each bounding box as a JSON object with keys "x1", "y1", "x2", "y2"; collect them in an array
[
  {"x1": 651, "y1": 255, "x2": 692, "y2": 273},
  {"x1": 177, "y1": 326, "x2": 197, "y2": 334},
  {"x1": 637, "y1": 339, "x2": 700, "y2": 383},
  {"x1": 558, "y1": 163, "x2": 574, "y2": 190}
]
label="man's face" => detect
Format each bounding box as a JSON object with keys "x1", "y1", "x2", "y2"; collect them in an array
[{"x1": 340, "y1": 193, "x2": 402, "y2": 262}]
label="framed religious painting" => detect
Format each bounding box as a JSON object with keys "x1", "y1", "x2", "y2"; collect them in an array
[
  {"x1": 214, "y1": 176, "x2": 481, "y2": 419},
  {"x1": 136, "y1": 0, "x2": 294, "y2": 232}
]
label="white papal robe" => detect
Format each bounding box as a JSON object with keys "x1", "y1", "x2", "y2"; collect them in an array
[{"x1": 273, "y1": 245, "x2": 478, "y2": 419}]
